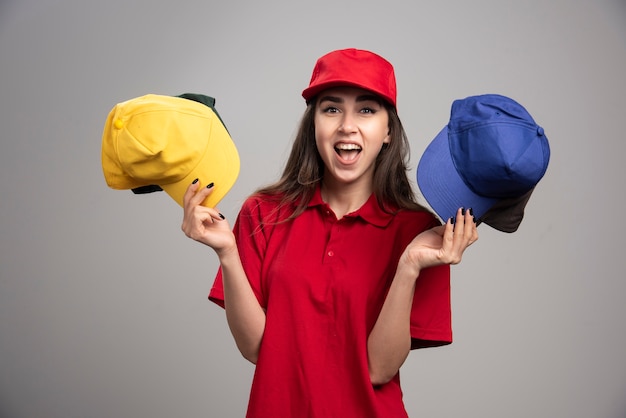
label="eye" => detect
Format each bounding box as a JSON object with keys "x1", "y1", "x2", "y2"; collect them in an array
[
  {"x1": 321, "y1": 106, "x2": 340, "y2": 114},
  {"x1": 360, "y1": 107, "x2": 376, "y2": 114}
]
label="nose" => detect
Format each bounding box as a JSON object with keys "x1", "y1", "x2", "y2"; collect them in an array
[{"x1": 338, "y1": 113, "x2": 357, "y2": 133}]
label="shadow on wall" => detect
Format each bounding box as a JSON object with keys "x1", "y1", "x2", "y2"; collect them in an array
[
  {"x1": 0, "y1": 0, "x2": 16, "y2": 20},
  {"x1": 608, "y1": 0, "x2": 626, "y2": 46}
]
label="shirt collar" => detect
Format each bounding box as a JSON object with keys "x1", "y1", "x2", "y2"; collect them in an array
[{"x1": 308, "y1": 185, "x2": 395, "y2": 227}]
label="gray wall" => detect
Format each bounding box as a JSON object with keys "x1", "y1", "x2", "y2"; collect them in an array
[{"x1": 1, "y1": 1, "x2": 625, "y2": 417}]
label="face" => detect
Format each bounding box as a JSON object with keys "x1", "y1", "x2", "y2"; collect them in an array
[{"x1": 314, "y1": 87, "x2": 390, "y2": 190}]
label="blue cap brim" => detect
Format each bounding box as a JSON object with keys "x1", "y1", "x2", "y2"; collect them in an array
[{"x1": 417, "y1": 125, "x2": 498, "y2": 222}]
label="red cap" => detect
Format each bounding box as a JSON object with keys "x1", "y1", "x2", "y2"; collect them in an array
[{"x1": 302, "y1": 48, "x2": 397, "y2": 108}]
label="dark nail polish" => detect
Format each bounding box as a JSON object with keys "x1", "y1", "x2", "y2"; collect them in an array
[
  {"x1": 207, "y1": 182, "x2": 214, "y2": 189},
  {"x1": 192, "y1": 178, "x2": 199, "y2": 184},
  {"x1": 468, "y1": 208, "x2": 474, "y2": 217},
  {"x1": 219, "y1": 213, "x2": 225, "y2": 220},
  {"x1": 461, "y1": 207, "x2": 466, "y2": 215}
]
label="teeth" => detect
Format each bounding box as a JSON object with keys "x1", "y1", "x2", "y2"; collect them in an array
[{"x1": 335, "y1": 143, "x2": 361, "y2": 150}]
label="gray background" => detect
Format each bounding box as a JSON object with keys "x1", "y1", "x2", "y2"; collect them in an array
[{"x1": 1, "y1": 1, "x2": 625, "y2": 417}]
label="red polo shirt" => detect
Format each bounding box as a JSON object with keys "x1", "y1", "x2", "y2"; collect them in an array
[{"x1": 209, "y1": 187, "x2": 451, "y2": 417}]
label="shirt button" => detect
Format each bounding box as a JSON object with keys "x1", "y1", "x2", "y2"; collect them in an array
[{"x1": 327, "y1": 250, "x2": 334, "y2": 257}]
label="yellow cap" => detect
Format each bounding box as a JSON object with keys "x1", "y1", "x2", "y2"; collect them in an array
[{"x1": 101, "y1": 94, "x2": 240, "y2": 208}]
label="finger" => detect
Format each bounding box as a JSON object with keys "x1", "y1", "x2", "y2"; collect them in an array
[
  {"x1": 182, "y1": 180, "x2": 217, "y2": 231},
  {"x1": 453, "y1": 207, "x2": 465, "y2": 239},
  {"x1": 469, "y1": 224, "x2": 479, "y2": 245},
  {"x1": 183, "y1": 178, "x2": 201, "y2": 209},
  {"x1": 450, "y1": 207, "x2": 470, "y2": 256},
  {"x1": 442, "y1": 215, "x2": 455, "y2": 246},
  {"x1": 464, "y1": 208, "x2": 478, "y2": 245},
  {"x1": 183, "y1": 205, "x2": 224, "y2": 239},
  {"x1": 201, "y1": 207, "x2": 225, "y2": 224},
  {"x1": 189, "y1": 180, "x2": 216, "y2": 207},
  {"x1": 462, "y1": 208, "x2": 474, "y2": 240}
]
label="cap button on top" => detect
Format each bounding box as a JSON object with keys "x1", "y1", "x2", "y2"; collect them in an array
[
  {"x1": 114, "y1": 119, "x2": 124, "y2": 129},
  {"x1": 537, "y1": 126, "x2": 544, "y2": 136}
]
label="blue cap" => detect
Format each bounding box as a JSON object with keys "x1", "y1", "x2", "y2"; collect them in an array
[{"x1": 417, "y1": 94, "x2": 550, "y2": 232}]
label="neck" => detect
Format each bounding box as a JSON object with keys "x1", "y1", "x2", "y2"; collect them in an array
[{"x1": 320, "y1": 178, "x2": 373, "y2": 219}]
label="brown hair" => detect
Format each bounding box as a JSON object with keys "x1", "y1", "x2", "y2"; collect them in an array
[{"x1": 254, "y1": 99, "x2": 431, "y2": 221}]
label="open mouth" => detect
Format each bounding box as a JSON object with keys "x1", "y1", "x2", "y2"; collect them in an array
[{"x1": 334, "y1": 143, "x2": 362, "y2": 162}]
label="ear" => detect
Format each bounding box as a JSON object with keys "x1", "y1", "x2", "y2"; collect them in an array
[{"x1": 383, "y1": 132, "x2": 391, "y2": 144}]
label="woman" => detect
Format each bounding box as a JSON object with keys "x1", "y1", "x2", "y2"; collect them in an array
[{"x1": 182, "y1": 48, "x2": 478, "y2": 417}]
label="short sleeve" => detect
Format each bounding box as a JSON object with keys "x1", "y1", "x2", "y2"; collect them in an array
[
  {"x1": 208, "y1": 196, "x2": 270, "y2": 309},
  {"x1": 409, "y1": 263, "x2": 452, "y2": 349}
]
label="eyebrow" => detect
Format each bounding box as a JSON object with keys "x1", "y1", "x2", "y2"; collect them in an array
[{"x1": 318, "y1": 94, "x2": 383, "y2": 105}]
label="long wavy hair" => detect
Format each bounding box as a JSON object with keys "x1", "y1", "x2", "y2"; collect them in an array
[{"x1": 254, "y1": 98, "x2": 431, "y2": 221}]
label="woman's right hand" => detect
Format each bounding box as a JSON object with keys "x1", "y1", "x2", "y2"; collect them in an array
[{"x1": 181, "y1": 180, "x2": 236, "y2": 255}]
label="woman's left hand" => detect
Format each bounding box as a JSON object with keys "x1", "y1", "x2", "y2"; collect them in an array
[{"x1": 399, "y1": 207, "x2": 478, "y2": 277}]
